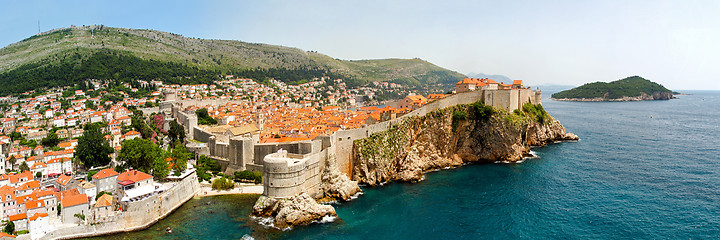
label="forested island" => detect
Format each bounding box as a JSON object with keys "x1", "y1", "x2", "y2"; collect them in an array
[{"x1": 551, "y1": 76, "x2": 673, "y2": 101}]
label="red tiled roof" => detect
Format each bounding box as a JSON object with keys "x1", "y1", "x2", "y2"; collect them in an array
[
  {"x1": 117, "y1": 170, "x2": 152, "y2": 183},
  {"x1": 61, "y1": 193, "x2": 88, "y2": 208},
  {"x1": 56, "y1": 174, "x2": 73, "y2": 186},
  {"x1": 29, "y1": 212, "x2": 49, "y2": 221},
  {"x1": 93, "y1": 169, "x2": 119, "y2": 180},
  {"x1": 8, "y1": 213, "x2": 27, "y2": 221}
]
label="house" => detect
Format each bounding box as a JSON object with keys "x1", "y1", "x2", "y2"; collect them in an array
[
  {"x1": 29, "y1": 212, "x2": 51, "y2": 240},
  {"x1": 33, "y1": 145, "x2": 44, "y2": 156},
  {"x1": 92, "y1": 193, "x2": 114, "y2": 223},
  {"x1": 70, "y1": 128, "x2": 84, "y2": 138},
  {"x1": 24, "y1": 199, "x2": 46, "y2": 217},
  {"x1": 8, "y1": 213, "x2": 27, "y2": 231},
  {"x1": 44, "y1": 150, "x2": 74, "y2": 163},
  {"x1": 398, "y1": 95, "x2": 428, "y2": 109},
  {"x1": 46, "y1": 157, "x2": 72, "y2": 176},
  {"x1": 0, "y1": 186, "x2": 19, "y2": 220},
  {"x1": 30, "y1": 162, "x2": 47, "y2": 177},
  {"x1": 56, "y1": 129, "x2": 69, "y2": 139},
  {"x1": 455, "y1": 78, "x2": 504, "y2": 93},
  {"x1": 1, "y1": 118, "x2": 15, "y2": 133},
  {"x1": 52, "y1": 116, "x2": 66, "y2": 127},
  {"x1": 18, "y1": 180, "x2": 40, "y2": 196},
  {"x1": 92, "y1": 169, "x2": 119, "y2": 195},
  {"x1": 55, "y1": 174, "x2": 78, "y2": 192},
  {"x1": 8, "y1": 171, "x2": 33, "y2": 187},
  {"x1": 61, "y1": 193, "x2": 89, "y2": 224},
  {"x1": 121, "y1": 130, "x2": 140, "y2": 141},
  {"x1": 79, "y1": 181, "x2": 96, "y2": 205},
  {"x1": 117, "y1": 170, "x2": 155, "y2": 202}
]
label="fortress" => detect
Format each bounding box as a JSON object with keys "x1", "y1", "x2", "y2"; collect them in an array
[{"x1": 163, "y1": 82, "x2": 541, "y2": 199}]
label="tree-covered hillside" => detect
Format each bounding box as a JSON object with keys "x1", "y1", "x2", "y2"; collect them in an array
[
  {"x1": 551, "y1": 76, "x2": 672, "y2": 99},
  {"x1": 0, "y1": 25, "x2": 465, "y2": 96}
]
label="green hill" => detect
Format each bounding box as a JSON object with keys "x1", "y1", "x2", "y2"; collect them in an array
[
  {"x1": 0, "y1": 25, "x2": 465, "y2": 96},
  {"x1": 551, "y1": 76, "x2": 673, "y2": 100}
]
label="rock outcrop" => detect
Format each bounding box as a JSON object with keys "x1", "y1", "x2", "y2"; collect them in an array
[
  {"x1": 319, "y1": 156, "x2": 362, "y2": 202},
  {"x1": 252, "y1": 193, "x2": 336, "y2": 229},
  {"x1": 352, "y1": 104, "x2": 578, "y2": 186},
  {"x1": 251, "y1": 156, "x2": 359, "y2": 228}
]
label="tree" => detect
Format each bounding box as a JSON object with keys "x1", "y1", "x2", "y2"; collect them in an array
[
  {"x1": 152, "y1": 157, "x2": 169, "y2": 179},
  {"x1": 76, "y1": 123, "x2": 114, "y2": 168},
  {"x1": 169, "y1": 144, "x2": 192, "y2": 175},
  {"x1": 117, "y1": 138, "x2": 159, "y2": 173},
  {"x1": 19, "y1": 162, "x2": 29, "y2": 172},
  {"x1": 9, "y1": 131, "x2": 21, "y2": 141},
  {"x1": 35, "y1": 171, "x2": 42, "y2": 179},
  {"x1": 7, "y1": 155, "x2": 16, "y2": 170},
  {"x1": 87, "y1": 170, "x2": 97, "y2": 181},
  {"x1": 196, "y1": 108, "x2": 217, "y2": 125},
  {"x1": 168, "y1": 120, "x2": 185, "y2": 146},
  {"x1": 3, "y1": 220, "x2": 14, "y2": 234},
  {"x1": 57, "y1": 204, "x2": 61, "y2": 216},
  {"x1": 41, "y1": 132, "x2": 61, "y2": 147}
]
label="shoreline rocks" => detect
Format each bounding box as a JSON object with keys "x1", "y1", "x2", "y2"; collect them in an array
[
  {"x1": 252, "y1": 193, "x2": 336, "y2": 229},
  {"x1": 319, "y1": 156, "x2": 362, "y2": 202}
]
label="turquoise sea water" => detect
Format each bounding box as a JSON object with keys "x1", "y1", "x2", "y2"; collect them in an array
[{"x1": 93, "y1": 90, "x2": 720, "y2": 239}]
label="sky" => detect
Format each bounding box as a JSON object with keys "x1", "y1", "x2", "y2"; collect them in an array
[{"x1": 2, "y1": 0, "x2": 720, "y2": 90}]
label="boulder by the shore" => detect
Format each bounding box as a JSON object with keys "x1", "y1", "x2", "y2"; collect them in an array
[{"x1": 252, "y1": 193, "x2": 336, "y2": 229}]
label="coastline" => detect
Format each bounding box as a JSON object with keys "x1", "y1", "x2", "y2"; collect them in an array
[{"x1": 195, "y1": 184, "x2": 264, "y2": 197}]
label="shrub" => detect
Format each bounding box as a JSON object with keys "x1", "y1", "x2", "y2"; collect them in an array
[
  {"x1": 3, "y1": 221, "x2": 14, "y2": 234},
  {"x1": 211, "y1": 177, "x2": 234, "y2": 190},
  {"x1": 470, "y1": 101, "x2": 494, "y2": 121},
  {"x1": 451, "y1": 110, "x2": 467, "y2": 132},
  {"x1": 522, "y1": 103, "x2": 549, "y2": 124},
  {"x1": 234, "y1": 170, "x2": 262, "y2": 184}
]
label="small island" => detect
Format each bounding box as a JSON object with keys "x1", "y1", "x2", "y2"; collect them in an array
[{"x1": 551, "y1": 76, "x2": 674, "y2": 101}]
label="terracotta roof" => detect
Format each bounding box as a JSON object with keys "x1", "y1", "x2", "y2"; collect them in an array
[
  {"x1": 9, "y1": 171, "x2": 33, "y2": 184},
  {"x1": 61, "y1": 193, "x2": 88, "y2": 208},
  {"x1": 95, "y1": 194, "x2": 114, "y2": 208},
  {"x1": 8, "y1": 213, "x2": 27, "y2": 221},
  {"x1": 25, "y1": 199, "x2": 45, "y2": 209},
  {"x1": 93, "y1": 169, "x2": 119, "y2": 180},
  {"x1": 0, "y1": 232, "x2": 16, "y2": 238},
  {"x1": 19, "y1": 180, "x2": 41, "y2": 191},
  {"x1": 56, "y1": 174, "x2": 73, "y2": 186},
  {"x1": 29, "y1": 212, "x2": 49, "y2": 221},
  {"x1": 117, "y1": 170, "x2": 152, "y2": 183}
]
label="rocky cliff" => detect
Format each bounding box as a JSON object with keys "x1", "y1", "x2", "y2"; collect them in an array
[
  {"x1": 352, "y1": 102, "x2": 578, "y2": 186},
  {"x1": 319, "y1": 156, "x2": 362, "y2": 202}
]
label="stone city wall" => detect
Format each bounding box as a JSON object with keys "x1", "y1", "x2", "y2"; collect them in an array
[{"x1": 35, "y1": 171, "x2": 200, "y2": 240}]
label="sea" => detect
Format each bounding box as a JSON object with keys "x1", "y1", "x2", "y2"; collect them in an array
[{"x1": 91, "y1": 90, "x2": 720, "y2": 240}]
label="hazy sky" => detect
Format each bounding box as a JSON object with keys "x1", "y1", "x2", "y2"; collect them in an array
[{"x1": 2, "y1": 0, "x2": 719, "y2": 90}]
